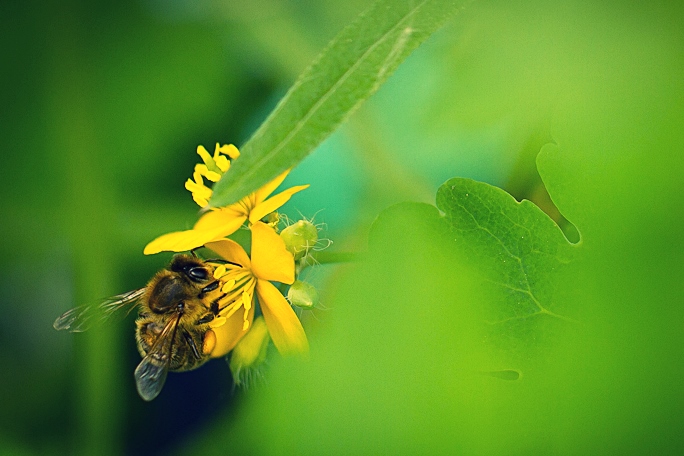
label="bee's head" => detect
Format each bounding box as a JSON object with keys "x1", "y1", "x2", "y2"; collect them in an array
[
  {"x1": 169, "y1": 255, "x2": 212, "y2": 283},
  {"x1": 147, "y1": 255, "x2": 213, "y2": 314}
]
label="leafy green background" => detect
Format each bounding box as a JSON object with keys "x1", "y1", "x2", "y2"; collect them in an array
[{"x1": 2, "y1": 0, "x2": 683, "y2": 454}]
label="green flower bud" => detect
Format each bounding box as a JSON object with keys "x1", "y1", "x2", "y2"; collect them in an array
[
  {"x1": 229, "y1": 316, "x2": 270, "y2": 386},
  {"x1": 280, "y1": 220, "x2": 318, "y2": 260},
  {"x1": 288, "y1": 280, "x2": 319, "y2": 309}
]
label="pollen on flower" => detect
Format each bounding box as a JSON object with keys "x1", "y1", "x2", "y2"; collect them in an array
[
  {"x1": 195, "y1": 163, "x2": 221, "y2": 182},
  {"x1": 221, "y1": 279, "x2": 236, "y2": 292},
  {"x1": 209, "y1": 259, "x2": 258, "y2": 342},
  {"x1": 213, "y1": 264, "x2": 227, "y2": 279},
  {"x1": 242, "y1": 290, "x2": 252, "y2": 310},
  {"x1": 217, "y1": 143, "x2": 240, "y2": 160},
  {"x1": 185, "y1": 143, "x2": 240, "y2": 208},
  {"x1": 201, "y1": 227, "x2": 308, "y2": 358},
  {"x1": 185, "y1": 171, "x2": 213, "y2": 207}
]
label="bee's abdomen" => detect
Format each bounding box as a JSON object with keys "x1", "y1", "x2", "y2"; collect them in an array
[{"x1": 135, "y1": 318, "x2": 209, "y2": 372}]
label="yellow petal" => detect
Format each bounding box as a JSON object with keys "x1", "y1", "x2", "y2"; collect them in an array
[
  {"x1": 250, "y1": 222, "x2": 295, "y2": 284},
  {"x1": 205, "y1": 238, "x2": 251, "y2": 268},
  {"x1": 253, "y1": 169, "x2": 291, "y2": 206},
  {"x1": 248, "y1": 185, "x2": 310, "y2": 223},
  {"x1": 193, "y1": 207, "x2": 246, "y2": 234},
  {"x1": 143, "y1": 225, "x2": 232, "y2": 255},
  {"x1": 257, "y1": 280, "x2": 308, "y2": 355},
  {"x1": 209, "y1": 304, "x2": 254, "y2": 358},
  {"x1": 208, "y1": 316, "x2": 226, "y2": 328}
]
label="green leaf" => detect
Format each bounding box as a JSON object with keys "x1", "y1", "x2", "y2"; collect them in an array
[
  {"x1": 368, "y1": 177, "x2": 579, "y2": 355},
  {"x1": 210, "y1": 0, "x2": 471, "y2": 207},
  {"x1": 436, "y1": 178, "x2": 578, "y2": 322}
]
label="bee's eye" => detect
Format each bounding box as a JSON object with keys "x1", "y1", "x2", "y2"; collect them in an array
[{"x1": 186, "y1": 267, "x2": 209, "y2": 282}]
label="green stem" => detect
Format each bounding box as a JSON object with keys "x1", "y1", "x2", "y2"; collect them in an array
[
  {"x1": 308, "y1": 251, "x2": 365, "y2": 265},
  {"x1": 295, "y1": 250, "x2": 364, "y2": 276}
]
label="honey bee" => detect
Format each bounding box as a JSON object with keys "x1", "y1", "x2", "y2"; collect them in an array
[{"x1": 54, "y1": 254, "x2": 238, "y2": 401}]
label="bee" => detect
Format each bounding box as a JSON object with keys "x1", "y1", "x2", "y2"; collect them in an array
[{"x1": 53, "y1": 254, "x2": 238, "y2": 401}]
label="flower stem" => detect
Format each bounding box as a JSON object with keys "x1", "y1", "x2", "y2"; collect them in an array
[{"x1": 307, "y1": 251, "x2": 364, "y2": 265}]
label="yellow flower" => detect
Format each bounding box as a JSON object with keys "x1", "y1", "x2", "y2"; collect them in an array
[
  {"x1": 143, "y1": 152, "x2": 309, "y2": 255},
  {"x1": 185, "y1": 144, "x2": 240, "y2": 207},
  {"x1": 206, "y1": 221, "x2": 309, "y2": 357}
]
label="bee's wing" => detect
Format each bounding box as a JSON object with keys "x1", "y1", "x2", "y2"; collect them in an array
[
  {"x1": 134, "y1": 313, "x2": 181, "y2": 401},
  {"x1": 53, "y1": 288, "x2": 146, "y2": 332}
]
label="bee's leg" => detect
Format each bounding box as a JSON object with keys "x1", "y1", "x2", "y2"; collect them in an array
[
  {"x1": 196, "y1": 313, "x2": 215, "y2": 325},
  {"x1": 182, "y1": 329, "x2": 202, "y2": 359},
  {"x1": 210, "y1": 295, "x2": 226, "y2": 315}
]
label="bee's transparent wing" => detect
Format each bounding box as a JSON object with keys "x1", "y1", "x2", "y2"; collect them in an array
[
  {"x1": 134, "y1": 313, "x2": 180, "y2": 401},
  {"x1": 53, "y1": 288, "x2": 146, "y2": 332}
]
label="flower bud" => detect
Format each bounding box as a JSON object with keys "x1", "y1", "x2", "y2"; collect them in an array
[
  {"x1": 288, "y1": 280, "x2": 319, "y2": 309},
  {"x1": 261, "y1": 212, "x2": 281, "y2": 231},
  {"x1": 229, "y1": 316, "x2": 270, "y2": 386},
  {"x1": 280, "y1": 220, "x2": 318, "y2": 260}
]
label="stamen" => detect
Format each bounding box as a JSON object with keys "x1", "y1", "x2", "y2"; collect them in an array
[
  {"x1": 242, "y1": 290, "x2": 252, "y2": 310},
  {"x1": 217, "y1": 283, "x2": 248, "y2": 308},
  {"x1": 218, "y1": 143, "x2": 240, "y2": 159},
  {"x1": 192, "y1": 194, "x2": 210, "y2": 208},
  {"x1": 217, "y1": 277, "x2": 255, "y2": 312},
  {"x1": 218, "y1": 270, "x2": 250, "y2": 288},
  {"x1": 213, "y1": 265, "x2": 227, "y2": 279},
  {"x1": 220, "y1": 299, "x2": 242, "y2": 320},
  {"x1": 221, "y1": 279, "x2": 236, "y2": 293},
  {"x1": 214, "y1": 154, "x2": 230, "y2": 172},
  {"x1": 197, "y1": 145, "x2": 213, "y2": 165},
  {"x1": 204, "y1": 170, "x2": 222, "y2": 182},
  {"x1": 194, "y1": 163, "x2": 210, "y2": 176}
]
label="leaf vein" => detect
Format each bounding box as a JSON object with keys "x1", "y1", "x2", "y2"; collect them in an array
[
  {"x1": 240, "y1": 0, "x2": 430, "y2": 177},
  {"x1": 450, "y1": 196, "x2": 575, "y2": 320}
]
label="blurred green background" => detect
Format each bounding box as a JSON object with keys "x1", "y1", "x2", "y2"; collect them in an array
[{"x1": 2, "y1": 0, "x2": 683, "y2": 454}]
